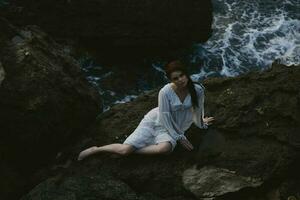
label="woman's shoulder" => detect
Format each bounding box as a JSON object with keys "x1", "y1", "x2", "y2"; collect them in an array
[
  {"x1": 193, "y1": 82, "x2": 205, "y2": 94},
  {"x1": 159, "y1": 83, "x2": 171, "y2": 94}
]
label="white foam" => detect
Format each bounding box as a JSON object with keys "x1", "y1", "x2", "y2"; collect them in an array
[
  {"x1": 113, "y1": 95, "x2": 138, "y2": 104},
  {"x1": 191, "y1": 0, "x2": 300, "y2": 78}
]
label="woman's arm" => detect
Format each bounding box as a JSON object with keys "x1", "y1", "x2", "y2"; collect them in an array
[
  {"x1": 193, "y1": 84, "x2": 209, "y2": 129},
  {"x1": 158, "y1": 88, "x2": 186, "y2": 141}
]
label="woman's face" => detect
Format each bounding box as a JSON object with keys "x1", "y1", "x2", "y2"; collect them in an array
[{"x1": 170, "y1": 70, "x2": 189, "y2": 89}]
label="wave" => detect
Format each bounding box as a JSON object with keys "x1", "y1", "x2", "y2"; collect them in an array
[{"x1": 190, "y1": 0, "x2": 300, "y2": 79}]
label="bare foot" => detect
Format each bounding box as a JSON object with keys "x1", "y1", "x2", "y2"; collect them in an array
[{"x1": 77, "y1": 146, "x2": 99, "y2": 161}]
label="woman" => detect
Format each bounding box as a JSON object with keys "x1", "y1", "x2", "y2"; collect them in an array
[{"x1": 78, "y1": 60, "x2": 214, "y2": 161}]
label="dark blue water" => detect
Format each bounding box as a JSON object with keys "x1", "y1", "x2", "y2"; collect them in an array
[
  {"x1": 80, "y1": 0, "x2": 300, "y2": 110},
  {"x1": 189, "y1": 0, "x2": 300, "y2": 79}
]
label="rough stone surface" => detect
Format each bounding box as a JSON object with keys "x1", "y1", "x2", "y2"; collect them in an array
[
  {"x1": 21, "y1": 174, "x2": 144, "y2": 200},
  {"x1": 0, "y1": 61, "x2": 5, "y2": 86},
  {"x1": 2, "y1": 0, "x2": 213, "y2": 62},
  {"x1": 0, "y1": 18, "x2": 102, "y2": 200},
  {"x1": 21, "y1": 63, "x2": 300, "y2": 200},
  {"x1": 182, "y1": 166, "x2": 263, "y2": 199}
]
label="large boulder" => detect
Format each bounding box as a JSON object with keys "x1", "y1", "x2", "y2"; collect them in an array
[
  {"x1": 21, "y1": 63, "x2": 300, "y2": 200},
  {"x1": 21, "y1": 174, "x2": 149, "y2": 200},
  {"x1": 0, "y1": 18, "x2": 102, "y2": 199},
  {"x1": 2, "y1": 0, "x2": 213, "y2": 62}
]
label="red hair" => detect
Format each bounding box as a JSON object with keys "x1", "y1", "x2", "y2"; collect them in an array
[
  {"x1": 164, "y1": 60, "x2": 188, "y2": 79},
  {"x1": 164, "y1": 60, "x2": 202, "y2": 110}
]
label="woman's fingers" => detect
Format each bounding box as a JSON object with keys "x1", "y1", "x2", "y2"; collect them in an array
[
  {"x1": 204, "y1": 116, "x2": 215, "y2": 125},
  {"x1": 185, "y1": 140, "x2": 194, "y2": 150},
  {"x1": 205, "y1": 117, "x2": 214, "y2": 122},
  {"x1": 207, "y1": 117, "x2": 214, "y2": 124},
  {"x1": 179, "y1": 139, "x2": 187, "y2": 149},
  {"x1": 180, "y1": 139, "x2": 194, "y2": 151},
  {"x1": 183, "y1": 143, "x2": 192, "y2": 151}
]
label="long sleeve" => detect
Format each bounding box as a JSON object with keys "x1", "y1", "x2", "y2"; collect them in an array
[
  {"x1": 193, "y1": 84, "x2": 208, "y2": 129},
  {"x1": 158, "y1": 89, "x2": 186, "y2": 141}
]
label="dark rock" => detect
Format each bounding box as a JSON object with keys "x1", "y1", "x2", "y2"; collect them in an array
[
  {"x1": 21, "y1": 174, "x2": 144, "y2": 200},
  {"x1": 0, "y1": 61, "x2": 5, "y2": 85},
  {"x1": 2, "y1": 0, "x2": 213, "y2": 63},
  {"x1": 22, "y1": 63, "x2": 300, "y2": 200},
  {"x1": 182, "y1": 166, "x2": 263, "y2": 199},
  {"x1": 0, "y1": 18, "x2": 102, "y2": 199}
]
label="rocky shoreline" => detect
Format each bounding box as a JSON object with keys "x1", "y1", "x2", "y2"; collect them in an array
[
  {"x1": 0, "y1": 18, "x2": 102, "y2": 199},
  {"x1": 1, "y1": 0, "x2": 299, "y2": 199},
  {"x1": 22, "y1": 62, "x2": 300, "y2": 200},
  {"x1": 1, "y1": 0, "x2": 213, "y2": 64},
  {"x1": 0, "y1": 0, "x2": 213, "y2": 198}
]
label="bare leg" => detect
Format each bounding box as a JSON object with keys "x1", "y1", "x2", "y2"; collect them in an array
[
  {"x1": 77, "y1": 142, "x2": 173, "y2": 161},
  {"x1": 134, "y1": 142, "x2": 172, "y2": 155},
  {"x1": 77, "y1": 144, "x2": 135, "y2": 161}
]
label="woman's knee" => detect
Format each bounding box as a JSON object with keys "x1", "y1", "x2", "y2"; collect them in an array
[
  {"x1": 119, "y1": 144, "x2": 135, "y2": 155},
  {"x1": 157, "y1": 142, "x2": 173, "y2": 154}
]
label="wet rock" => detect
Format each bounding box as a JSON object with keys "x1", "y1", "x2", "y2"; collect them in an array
[
  {"x1": 182, "y1": 166, "x2": 263, "y2": 199},
  {"x1": 82, "y1": 63, "x2": 299, "y2": 200},
  {"x1": 0, "y1": 61, "x2": 5, "y2": 86},
  {"x1": 0, "y1": 18, "x2": 102, "y2": 200},
  {"x1": 21, "y1": 174, "x2": 143, "y2": 200},
  {"x1": 2, "y1": 0, "x2": 213, "y2": 62},
  {"x1": 22, "y1": 63, "x2": 300, "y2": 200}
]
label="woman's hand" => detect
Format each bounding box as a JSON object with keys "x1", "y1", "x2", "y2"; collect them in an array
[
  {"x1": 203, "y1": 116, "x2": 214, "y2": 126},
  {"x1": 179, "y1": 138, "x2": 194, "y2": 151}
]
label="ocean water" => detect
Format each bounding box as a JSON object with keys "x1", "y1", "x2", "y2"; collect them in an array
[
  {"x1": 78, "y1": 54, "x2": 165, "y2": 111},
  {"x1": 190, "y1": 0, "x2": 300, "y2": 79},
  {"x1": 80, "y1": 0, "x2": 300, "y2": 110}
]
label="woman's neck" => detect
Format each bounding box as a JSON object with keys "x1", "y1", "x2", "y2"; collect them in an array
[{"x1": 170, "y1": 83, "x2": 188, "y2": 93}]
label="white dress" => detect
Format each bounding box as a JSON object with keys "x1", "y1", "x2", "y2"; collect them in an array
[{"x1": 123, "y1": 82, "x2": 207, "y2": 151}]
